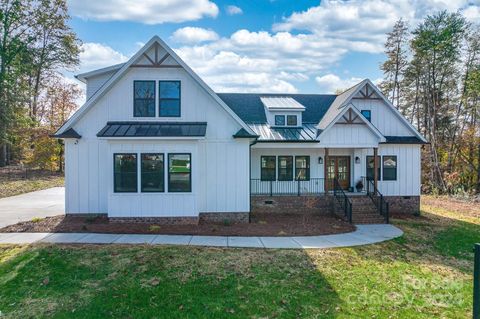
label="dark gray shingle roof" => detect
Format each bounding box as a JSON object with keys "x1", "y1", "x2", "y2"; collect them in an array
[{"x1": 217, "y1": 93, "x2": 337, "y2": 124}]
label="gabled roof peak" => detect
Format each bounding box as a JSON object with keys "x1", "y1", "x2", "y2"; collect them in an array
[{"x1": 56, "y1": 35, "x2": 255, "y2": 136}]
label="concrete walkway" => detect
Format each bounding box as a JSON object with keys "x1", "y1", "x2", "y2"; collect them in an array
[
  {"x1": 0, "y1": 224, "x2": 403, "y2": 249},
  {"x1": 0, "y1": 187, "x2": 65, "y2": 228}
]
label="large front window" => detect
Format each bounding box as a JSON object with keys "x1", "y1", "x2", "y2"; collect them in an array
[
  {"x1": 159, "y1": 81, "x2": 181, "y2": 117},
  {"x1": 133, "y1": 81, "x2": 155, "y2": 117},
  {"x1": 383, "y1": 156, "x2": 397, "y2": 181},
  {"x1": 278, "y1": 156, "x2": 293, "y2": 181},
  {"x1": 141, "y1": 154, "x2": 164, "y2": 192},
  {"x1": 168, "y1": 154, "x2": 191, "y2": 192},
  {"x1": 114, "y1": 154, "x2": 137, "y2": 192},
  {"x1": 295, "y1": 156, "x2": 310, "y2": 180},
  {"x1": 260, "y1": 156, "x2": 276, "y2": 181},
  {"x1": 366, "y1": 156, "x2": 381, "y2": 181}
]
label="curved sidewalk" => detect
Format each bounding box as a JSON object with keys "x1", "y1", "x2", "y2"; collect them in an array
[{"x1": 0, "y1": 224, "x2": 403, "y2": 249}]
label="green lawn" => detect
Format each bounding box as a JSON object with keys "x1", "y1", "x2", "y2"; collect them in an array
[
  {"x1": 0, "y1": 196, "x2": 477, "y2": 318},
  {"x1": 0, "y1": 170, "x2": 64, "y2": 199}
]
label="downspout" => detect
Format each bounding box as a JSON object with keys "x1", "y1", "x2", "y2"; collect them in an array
[{"x1": 248, "y1": 138, "x2": 257, "y2": 223}]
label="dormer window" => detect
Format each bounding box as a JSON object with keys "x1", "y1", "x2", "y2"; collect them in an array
[
  {"x1": 134, "y1": 81, "x2": 155, "y2": 117},
  {"x1": 261, "y1": 97, "x2": 304, "y2": 128},
  {"x1": 159, "y1": 81, "x2": 181, "y2": 117},
  {"x1": 287, "y1": 115, "x2": 297, "y2": 126},
  {"x1": 275, "y1": 115, "x2": 285, "y2": 126}
]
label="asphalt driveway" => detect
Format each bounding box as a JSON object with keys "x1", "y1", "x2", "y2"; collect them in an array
[{"x1": 0, "y1": 187, "x2": 64, "y2": 228}]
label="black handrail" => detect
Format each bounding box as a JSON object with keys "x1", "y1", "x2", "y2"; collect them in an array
[
  {"x1": 250, "y1": 178, "x2": 325, "y2": 196},
  {"x1": 333, "y1": 178, "x2": 352, "y2": 223},
  {"x1": 365, "y1": 177, "x2": 389, "y2": 223}
]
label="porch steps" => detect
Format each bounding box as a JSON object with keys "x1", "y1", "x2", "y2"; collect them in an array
[{"x1": 348, "y1": 196, "x2": 385, "y2": 224}]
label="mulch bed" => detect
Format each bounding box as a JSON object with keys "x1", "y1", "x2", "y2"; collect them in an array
[{"x1": 0, "y1": 213, "x2": 355, "y2": 237}]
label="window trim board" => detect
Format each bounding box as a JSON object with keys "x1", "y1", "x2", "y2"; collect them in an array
[
  {"x1": 260, "y1": 155, "x2": 276, "y2": 181},
  {"x1": 141, "y1": 153, "x2": 165, "y2": 193},
  {"x1": 294, "y1": 155, "x2": 310, "y2": 181},
  {"x1": 133, "y1": 80, "x2": 156, "y2": 118},
  {"x1": 159, "y1": 80, "x2": 181, "y2": 118},
  {"x1": 277, "y1": 155, "x2": 294, "y2": 181},
  {"x1": 113, "y1": 153, "x2": 138, "y2": 193},
  {"x1": 168, "y1": 153, "x2": 192, "y2": 192}
]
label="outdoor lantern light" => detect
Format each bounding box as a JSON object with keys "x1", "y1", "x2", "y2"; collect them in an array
[
  {"x1": 318, "y1": 156, "x2": 323, "y2": 164},
  {"x1": 355, "y1": 156, "x2": 360, "y2": 164}
]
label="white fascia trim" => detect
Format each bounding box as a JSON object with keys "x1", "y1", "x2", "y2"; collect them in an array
[
  {"x1": 268, "y1": 107, "x2": 305, "y2": 111},
  {"x1": 317, "y1": 104, "x2": 386, "y2": 142},
  {"x1": 75, "y1": 63, "x2": 125, "y2": 83},
  {"x1": 57, "y1": 36, "x2": 255, "y2": 136}
]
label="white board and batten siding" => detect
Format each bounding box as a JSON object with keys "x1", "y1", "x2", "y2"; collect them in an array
[
  {"x1": 65, "y1": 55, "x2": 250, "y2": 217},
  {"x1": 319, "y1": 123, "x2": 380, "y2": 148},
  {"x1": 251, "y1": 144, "x2": 421, "y2": 197},
  {"x1": 351, "y1": 98, "x2": 412, "y2": 136}
]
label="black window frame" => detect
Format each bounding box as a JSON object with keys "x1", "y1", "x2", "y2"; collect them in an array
[
  {"x1": 159, "y1": 80, "x2": 181, "y2": 117},
  {"x1": 274, "y1": 115, "x2": 286, "y2": 126},
  {"x1": 277, "y1": 156, "x2": 294, "y2": 181},
  {"x1": 141, "y1": 153, "x2": 165, "y2": 193},
  {"x1": 287, "y1": 115, "x2": 297, "y2": 126},
  {"x1": 168, "y1": 153, "x2": 191, "y2": 192},
  {"x1": 133, "y1": 80, "x2": 156, "y2": 118},
  {"x1": 260, "y1": 156, "x2": 276, "y2": 181},
  {"x1": 361, "y1": 109, "x2": 371, "y2": 122},
  {"x1": 366, "y1": 155, "x2": 381, "y2": 181},
  {"x1": 113, "y1": 153, "x2": 138, "y2": 193},
  {"x1": 295, "y1": 156, "x2": 310, "y2": 181},
  {"x1": 382, "y1": 155, "x2": 397, "y2": 181}
]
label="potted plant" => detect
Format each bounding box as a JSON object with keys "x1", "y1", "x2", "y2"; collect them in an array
[{"x1": 355, "y1": 180, "x2": 364, "y2": 192}]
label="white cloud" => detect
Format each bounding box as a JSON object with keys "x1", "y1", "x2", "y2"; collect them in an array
[
  {"x1": 462, "y1": 5, "x2": 480, "y2": 21},
  {"x1": 273, "y1": 0, "x2": 477, "y2": 54},
  {"x1": 315, "y1": 74, "x2": 363, "y2": 93},
  {"x1": 226, "y1": 5, "x2": 243, "y2": 15},
  {"x1": 172, "y1": 27, "x2": 219, "y2": 44},
  {"x1": 79, "y1": 42, "x2": 129, "y2": 72},
  {"x1": 68, "y1": 0, "x2": 219, "y2": 24}
]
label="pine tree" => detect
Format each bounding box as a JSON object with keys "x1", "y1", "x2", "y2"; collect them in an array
[{"x1": 380, "y1": 19, "x2": 409, "y2": 111}]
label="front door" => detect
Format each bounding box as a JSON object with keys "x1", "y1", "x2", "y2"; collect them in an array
[{"x1": 326, "y1": 156, "x2": 351, "y2": 190}]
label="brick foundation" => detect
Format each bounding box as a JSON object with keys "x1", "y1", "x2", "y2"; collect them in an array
[
  {"x1": 384, "y1": 196, "x2": 420, "y2": 215},
  {"x1": 109, "y1": 216, "x2": 199, "y2": 225},
  {"x1": 251, "y1": 195, "x2": 334, "y2": 215},
  {"x1": 199, "y1": 212, "x2": 249, "y2": 224}
]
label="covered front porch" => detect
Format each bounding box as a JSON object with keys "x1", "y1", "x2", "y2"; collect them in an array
[
  {"x1": 250, "y1": 145, "x2": 388, "y2": 224},
  {"x1": 250, "y1": 146, "x2": 381, "y2": 196}
]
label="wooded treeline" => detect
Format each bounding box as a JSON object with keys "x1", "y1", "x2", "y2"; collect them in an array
[
  {"x1": 381, "y1": 11, "x2": 480, "y2": 195},
  {"x1": 0, "y1": 0, "x2": 81, "y2": 171}
]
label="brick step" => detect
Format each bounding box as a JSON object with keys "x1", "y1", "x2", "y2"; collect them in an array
[
  {"x1": 352, "y1": 211, "x2": 380, "y2": 216},
  {"x1": 352, "y1": 206, "x2": 378, "y2": 211},
  {"x1": 354, "y1": 219, "x2": 386, "y2": 224}
]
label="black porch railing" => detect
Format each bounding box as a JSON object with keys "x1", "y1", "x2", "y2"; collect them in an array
[
  {"x1": 250, "y1": 178, "x2": 324, "y2": 196},
  {"x1": 364, "y1": 177, "x2": 390, "y2": 223},
  {"x1": 333, "y1": 178, "x2": 352, "y2": 223}
]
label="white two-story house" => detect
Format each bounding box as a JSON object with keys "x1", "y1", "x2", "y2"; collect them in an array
[{"x1": 54, "y1": 36, "x2": 426, "y2": 224}]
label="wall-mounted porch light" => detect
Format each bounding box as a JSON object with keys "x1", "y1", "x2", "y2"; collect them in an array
[
  {"x1": 318, "y1": 156, "x2": 323, "y2": 164},
  {"x1": 355, "y1": 156, "x2": 360, "y2": 164}
]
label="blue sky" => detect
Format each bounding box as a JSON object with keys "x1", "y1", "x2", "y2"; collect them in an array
[{"x1": 67, "y1": 0, "x2": 480, "y2": 94}]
